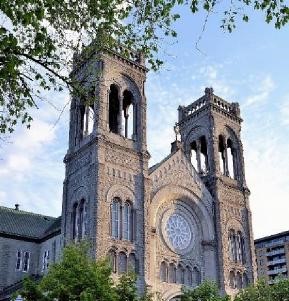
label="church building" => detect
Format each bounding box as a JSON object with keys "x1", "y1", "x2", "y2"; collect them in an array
[{"x1": 0, "y1": 47, "x2": 256, "y2": 300}]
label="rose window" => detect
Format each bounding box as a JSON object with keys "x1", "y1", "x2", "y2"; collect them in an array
[{"x1": 165, "y1": 213, "x2": 192, "y2": 251}]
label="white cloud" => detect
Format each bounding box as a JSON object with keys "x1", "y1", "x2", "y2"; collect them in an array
[
  {"x1": 280, "y1": 95, "x2": 289, "y2": 125},
  {"x1": 244, "y1": 75, "x2": 275, "y2": 107}
]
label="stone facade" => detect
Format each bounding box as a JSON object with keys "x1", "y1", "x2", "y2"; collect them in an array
[
  {"x1": 0, "y1": 48, "x2": 256, "y2": 300},
  {"x1": 61, "y1": 49, "x2": 256, "y2": 298}
]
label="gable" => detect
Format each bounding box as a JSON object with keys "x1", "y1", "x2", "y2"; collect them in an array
[{"x1": 149, "y1": 149, "x2": 213, "y2": 214}]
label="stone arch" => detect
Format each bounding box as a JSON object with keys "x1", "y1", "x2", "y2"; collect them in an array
[
  {"x1": 183, "y1": 125, "x2": 207, "y2": 153},
  {"x1": 71, "y1": 186, "x2": 89, "y2": 206},
  {"x1": 106, "y1": 184, "x2": 135, "y2": 204},
  {"x1": 162, "y1": 290, "x2": 182, "y2": 301},
  {"x1": 218, "y1": 126, "x2": 242, "y2": 180},
  {"x1": 149, "y1": 185, "x2": 215, "y2": 242},
  {"x1": 106, "y1": 75, "x2": 142, "y2": 139},
  {"x1": 226, "y1": 219, "x2": 246, "y2": 263},
  {"x1": 119, "y1": 73, "x2": 142, "y2": 102},
  {"x1": 70, "y1": 186, "x2": 90, "y2": 240}
]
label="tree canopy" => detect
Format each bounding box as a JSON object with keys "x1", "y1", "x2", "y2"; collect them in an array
[
  {"x1": 15, "y1": 243, "x2": 149, "y2": 301},
  {"x1": 1, "y1": 0, "x2": 289, "y2": 134},
  {"x1": 181, "y1": 278, "x2": 289, "y2": 301}
]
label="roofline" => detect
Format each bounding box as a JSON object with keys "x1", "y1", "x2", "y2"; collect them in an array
[
  {"x1": 254, "y1": 230, "x2": 289, "y2": 244},
  {"x1": 0, "y1": 229, "x2": 61, "y2": 243},
  {"x1": 0, "y1": 205, "x2": 58, "y2": 220}
]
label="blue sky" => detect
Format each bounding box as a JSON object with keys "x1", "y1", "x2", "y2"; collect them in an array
[{"x1": 0, "y1": 7, "x2": 289, "y2": 239}]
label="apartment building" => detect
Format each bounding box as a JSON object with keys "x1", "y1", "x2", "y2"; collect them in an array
[{"x1": 255, "y1": 231, "x2": 289, "y2": 284}]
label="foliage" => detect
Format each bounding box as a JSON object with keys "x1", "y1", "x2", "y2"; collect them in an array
[
  {"x1": 1, "y1": 0, "x2": 289, "y2": 134},
  {"x1": 182, "y1": 278, "x2": 289, "y2": 301},
  {"x1": 15, "y1": 242, "x2": 147, "y2": 301},
  {"x1": 181, "y1": 281, "x2": 229, "y2": 301},
  {"x1": 235, "y1": 278, "x2": 289, "y2": 301}
]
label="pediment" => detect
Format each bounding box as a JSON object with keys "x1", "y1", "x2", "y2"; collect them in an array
[{"x1": 149, "y1": 149, "x2": 213, "y2": 212}]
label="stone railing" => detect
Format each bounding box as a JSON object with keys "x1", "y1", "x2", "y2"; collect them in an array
[
  {"x1": 178, "y1": 88, "x2": 241, "y2": 122},
  {"x1": 111, "y1": 45, "x2": 144, "y2": 65}
]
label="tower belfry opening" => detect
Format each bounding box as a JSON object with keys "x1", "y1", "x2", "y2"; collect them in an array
[
  {"x1": 122, "y1": 90, "x2": 134, "y2": 139},
  {"x1": 109, "y1": 84, "x2": 120, "y2": 134}
]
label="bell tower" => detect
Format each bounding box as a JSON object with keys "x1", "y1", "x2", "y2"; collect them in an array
[
  {"x1": 61, "y1": 47, "x2": 149, "y2": 292},
  {"x1": 178, "y1": 87, "x2": 256, "y2": 293}
]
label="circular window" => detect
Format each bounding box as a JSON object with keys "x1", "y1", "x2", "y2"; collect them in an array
[{"x1": 165, "y1": 213, "x2": 192, "y2": 252}]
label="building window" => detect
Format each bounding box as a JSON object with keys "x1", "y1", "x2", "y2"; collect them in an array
[
  {"x1": 108, "y1": 250, "x2": 117, "y2": 273},
  {"x1": 242, "y1": 273, "x2": 249, "y2": 288},
  {"x1": 123, "y1": 201, "x2": 132, "y2": 241},
  {"x1": 72, "y1": 199, "x2": 88, "y2": 241},
  {"x1": 72, "y1": 202, "x2": 78, "y2": 240},
  {"x1": 52, "y1": 240, "x2": 57, "y2": 263},
  {"x1": 176, "y1": 264, "x2": 185, "y2": 284},
  {"x1": 229, "y1": 229, "x2": 236, "y2": 261},
  {"x1": 160, "y1": 261, "x2": 168, "y2": 282},
  {"x1": 236, "y1": 272, "x2": 242, "y2": 289},
  {"x1": 229, "y1": 271, "x2": 236, "y2": 289},
  {"x1": 111, "y1": 198, "x2": 121, "y2": 239},
  {"x1": 108, "y1": 85, "x2": 137, "y2": 139},
  {"x1": 227, "y1": 139, "x2": 235, "y2": 179},
  {"x1": 110, "y1": 198, "x2": 134, "y2": 241},
  {"x1": 16, "y1": 251, "x2": 22, "y2": 271},
  {"x1": 122, "y1": 90, "x2": 135, "y2": 139},
  {"x1": 229, "y1": 229, "x2": 245, "y2": 264},
  {"x1": 193, "y1": 267, "x2": 201, "y2": 286},
  {"x1": 22, "y1": 252, "x2": 30, "y2": 272},
  {"x1": 118, "y1": 252, "x2": 127, "y2": 274},
  {"x1": 168, "y1": 263, "x2": 176, "y2": 283},
  {"x1": 190, "y1": 136, "x2": 209, "y2": 174},
  {"x1": 109, "y1": 84, "x2": 120, "y2": 134},
  {"x1": 42, "y1": 250, "x2": 50, "y2": 271},
  {"x1": 128, "y1": 253, "x2": 137, "y2": 273},
  {"x1": 184, "y1": 266, "x2": 193, "y2": 286}
]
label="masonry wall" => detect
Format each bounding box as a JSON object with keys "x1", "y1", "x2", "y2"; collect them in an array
[{"x1": 0, "y1": 238, "x2": 38, "y2": 289}]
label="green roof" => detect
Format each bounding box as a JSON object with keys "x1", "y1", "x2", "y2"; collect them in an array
[{"x1": 0, "y1": 206, "x2": 61, "y2": 240}]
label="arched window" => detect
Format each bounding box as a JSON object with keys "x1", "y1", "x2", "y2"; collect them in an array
[
  {"x1": 236, "y1": 231, "x2": 243, "y2": 263},
  {"x1": 84, "y1": 105, "x2": 94, "y2": 136},
  {"x1": 160, "y1": 261, "x2": 168, "y2": 282},
  {"x1": 190, "y1": 141, "x2": 198, "y2": 171},
  {"x1": 190, "y1": 137, "x2": 208, "y2": 174},
  {"x1": 229, "y1": 229, "x2": 236, "y2": 261},
  {"x1": 79, "y1": 103, "x2": 94, "y2": 138},
  {"x1": 236, "y1": 272, "x2": 242, "y2": 289},
  {"x1": 128, "y1": 253, "x2": 137, "y2": 273},
  {"x1": 22, "y1": 251, "x2": 30, "y2": 272},
  {"x1": 72, "y1": 202, "x2": 78, "y2": 240},
  {"x1": 229, "y1": 271, "x2": 236, "y2": 289},
  {"x1": 123, "y1": 90, "x2": 134, "y2": 139},
  {"x1": 219, "y1": 135, "x2": 226, "y2": 175},
  {"x1": 184, "y1": 266, "x2": 192, "y2": 286},
  {"x1": 242, "y1": 273, "x2": 249, "y2": 288},
  {"x1": 168, "y1": 263, "x2": 176, "y2": 283},
  {"x1": 16, "y1": 251, "x2": 22, "y2": 271},
  {"x1": 176, "y1": 264, "x2": 185, "y2": 284},
  {"x1": 123, "y1": 201, "x2": 132, "y2": 241},
  {"x1": 108, "y1": 250, "x2": 117, "y2": 273},
  {"x1": 111, "y1": 198, "x2": 121, "y2": 239},
  {"x1": 118, "y1": 252, "x2": 127, "y2": 274},
  {"x1": 199, "y1": 136, "x2": 208, "y2": 174},
  {"x1": 193, "y1": 267, "x2": 201, "y2": 286},
  {"x1": 83, "y1": 201, "x2": 88, "y2": 237},
  {"x1": 109, "y1": 85, "x2": 120, "y2": 134},
  {"x1": 78, "y1": 200, "x2": 85, "y2": 240},
  {"x1": 227, "y1": 139, "x2": 235, "y2": 179}
]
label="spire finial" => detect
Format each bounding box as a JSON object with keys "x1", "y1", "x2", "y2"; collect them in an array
[
  {"x1": 205, "y1": 87, "x2": 214, "y2": 96},
  {"x1": 174, "y1": 123, "x2": 180, "y2": 141}
]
